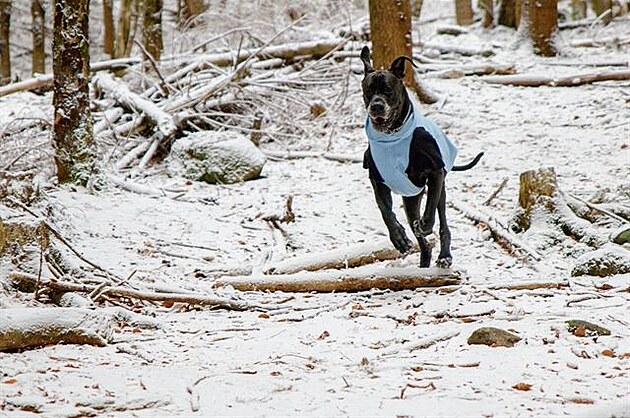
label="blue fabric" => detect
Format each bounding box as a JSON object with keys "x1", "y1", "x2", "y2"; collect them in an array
[{"x1": 365, "y1": 103, "x2": 458, "y2": 196}]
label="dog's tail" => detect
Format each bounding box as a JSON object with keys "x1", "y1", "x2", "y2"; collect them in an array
[{"x1": 452, "y1": 152, "x2": 484, "y2": 171}]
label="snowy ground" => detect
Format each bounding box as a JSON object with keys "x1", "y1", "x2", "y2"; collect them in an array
[{"x1": 1, "y1": 1, "x2": 630, "y2": 417}]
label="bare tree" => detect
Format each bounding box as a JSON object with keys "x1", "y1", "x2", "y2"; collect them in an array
[
  {"x1": 521, "y1": 0, "x2": 558, "y2": 56},
  {"x1": 367, "y1": 0, "x2": 436, "y2": 103},
  {"x1": 499, "y1": 0, "x2": 521, "y2": 27},
  {"x1": 32, "y1": 0, "x2": 45, "y2": 75},
  {"x1": 115, "y1": 0, "x2": 133, "y2": 57},
  {"x1": 0, "y1": 0, "x2": 10, "y2": 85},
  {"x1": 143, "y1": 0, "x2": 163, "y2": 60},
  {"x1": 480, "y1": 0, "x2": 494, "y2": 27},
  {"x1": 455, "y1": 0, "x2": 474, "y2": 25},
  {"x1": 53, "y1": 0, "x2": 96, "y2": 185},
  {"x1": 179, "y1": 0, "x2": 206, "y2": 27},
  {"x1": 103, "y1": 0, "x2": 115, "y2": 57},
  {"x1": 590, "y1": 0, "x2": 613, "y2": 24}
]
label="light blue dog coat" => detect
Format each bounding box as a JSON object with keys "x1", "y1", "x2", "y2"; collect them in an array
[{"x1": 365, "y1": 103, "x2": 458, "y2": 196}]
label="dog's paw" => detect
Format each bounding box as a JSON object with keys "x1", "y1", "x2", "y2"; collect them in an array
[
  {"x1": 390, "y1": 225, "x2": 412, "y2": 254},
  {"x1": 435, "y1": 257, "x2": 452, "y2": 269}
]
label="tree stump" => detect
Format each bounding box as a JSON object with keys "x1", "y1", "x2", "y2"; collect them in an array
[{"x1": 0, "y1": 205, "x2": 49, "y2": 257}]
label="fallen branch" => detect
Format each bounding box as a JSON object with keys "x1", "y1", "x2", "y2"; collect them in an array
[
  {"x1": 11, "y1": 271, "x2": 265, "y2": 311},
  {"x1": 263, "y1": 150, "x2": 363, "y2": 164},
  {"x1": 264, "y1": 239, "x2": 415, "y2": 275},
  {"x1": 0, "y1": 308, "x2": 114, "y2": 351},
  {"x1": 0, "y1": 57, "x2": 142, "y2": 97},
  {"x1": 215, "y1": 265, "x2": 462, "y2": 292},
  {"x1": 482, "y1": 70, "x2": 630, "y2": 87},
  {"x1": 450, "y1": 199, "x2": 542, "y2": 261},
  {"x1": 418, "y1": 42, "x2": 495, "y2": 57},
  {"x1": 570, "y1": 35, "x2": 630, "y2": 48}
]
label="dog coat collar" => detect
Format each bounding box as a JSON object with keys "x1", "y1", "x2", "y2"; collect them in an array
[{"x1": 366, "y1": 103, "x2": 458, "y2": 196}]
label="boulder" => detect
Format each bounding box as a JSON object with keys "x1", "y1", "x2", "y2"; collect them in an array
[
  {"x1": 467, "y1": 327, "x2": 521, "y2": 347},
  {"x1": 167, "y1": 131, "x2": 266, "y2": 184},
  {"x1": 571, "y1": 243, "x2": 630, "y2": 277}
]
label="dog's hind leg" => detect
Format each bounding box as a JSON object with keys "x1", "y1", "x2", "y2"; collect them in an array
[
  {"x1": 435, "y1": 182, "x2": 452, "y2": 268},
  {"x1": 403, "y1": 193, "x2": 432, "y2": 268}
]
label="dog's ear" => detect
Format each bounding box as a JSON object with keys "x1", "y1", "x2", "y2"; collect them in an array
[
  {"x1": 389, "y1": 56, "x2": 416, "y2": 79},
  {"x1": 360, "y1": 46, "x2": 373, "y2": 76}
]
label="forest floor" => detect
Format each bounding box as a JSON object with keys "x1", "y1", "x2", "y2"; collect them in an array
[{"x1": 1, "y1": 1, "x2": 629, "y2": 417}]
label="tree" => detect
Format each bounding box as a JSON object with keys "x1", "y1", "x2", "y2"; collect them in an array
[
  {"x1": 31, "y1": 0, "x2": 45, "y2": 75},
  {"x1": 367, "y1": 0, "x2": 437, "y2": 104},
  {"x1": 590, "y1": 0, "x2": 613, "y2": 24},
  {"x1": 0, "y1": 0, "x2": 10, "y2": 85},
  {"x1": 179, "y1": 0, "x2": 206, "y2": 27},
  {"x1": 480, "y1": 0, "x2": 494, "y2": 27},
  {"x1": 143, "y1": 0, "x2": 163, "y2": 60},
  {"x1": 53, "y1": 0, "x2": 96, "y2": 185},
  {"x1": 455, "y1": 0, "x2": 474, "y2": 25},
  {"x1": 521, "y1": 0, "x2": 558, "y2": 56},
  {"x1": 103, "y1": 0, "x2": 115, "y2": 57},
  {"x1": 115, "y1": 0, "x2": 133, "y2": 57},
  {"x1": 499, "y1": 0, "x2": 521, "y2": 27}
]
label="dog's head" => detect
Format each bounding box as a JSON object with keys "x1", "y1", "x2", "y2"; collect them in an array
[{"x1": 360, "y1": 46, "x2": 414, "y2": 133}]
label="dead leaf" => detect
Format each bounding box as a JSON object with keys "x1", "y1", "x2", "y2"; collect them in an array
[
  {"x1": 459, "y1": 317, "x2": 476, "y2": 323},
  {"x1": 3, "y1": 378, "x2": 17, "y2": 384},
  {"x1": 352, "y1": 304, "x2": 364, "y2": 310},
  {"x1": 162, "y1": 300, "x2": 174, "y2": 308},
  {"x1": 601, "y1": 349, "x2": 615, "y2": 357},
  {"x1": 512, "y1": 382, "x2": 532, "y2": 391},
  {"x1": 270, "y1": 371, "x2": 281, "y2": 376},
  {"x1": 317, "y1": 330, "x2": 330, "y2": 340},
  {"x1": 597, "y1": 283, "x2": 614, "y2": 291},
  {"x1": 568, "y1": 397, "x2": 595, "y2": 404},
  {"x1": 305, "y1": 363, "x2": 316, "y2": 370},
  {"x1": 258, "y1": 313, "x2": 270, "y2": 319},
  {"x1": 619, "y1": 352, "x2": 630, "y2": 359},
  {"x1": 573, "y1": 325, "x2": 587, "y2": 337}
]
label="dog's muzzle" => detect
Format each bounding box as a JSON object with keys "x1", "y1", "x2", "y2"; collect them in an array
[{"x1": 368, "y1": 97, "x2": 390, "y2": 126}]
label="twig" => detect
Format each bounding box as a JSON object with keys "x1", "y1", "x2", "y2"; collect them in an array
[
  {"x1": 567, "y1": 193, "x2": 628, "y2": 224},
  {"x1": 133, "y1": 39, "x2": 176, "y2": 97},
  {"x1": 483, "y1": 177, "x2": 509, "y2": 206}
]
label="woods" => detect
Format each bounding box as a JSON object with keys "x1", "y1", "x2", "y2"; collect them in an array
[{"x1": 0, "y1": 0, "x2": 628, "y2": 416}]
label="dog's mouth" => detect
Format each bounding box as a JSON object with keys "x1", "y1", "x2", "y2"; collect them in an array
[{"x1": 370, "y1": 116, "x2": 386, "y2": 126}]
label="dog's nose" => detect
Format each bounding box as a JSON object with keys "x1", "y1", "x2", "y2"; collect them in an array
[{"x1": 370, "y1": 102, "x2": 385, "y2": 114}]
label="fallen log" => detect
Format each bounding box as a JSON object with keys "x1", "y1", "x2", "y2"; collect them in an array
[
  {"x1": 262, "y1": 150, "x2": 363, "y2": 164},
  {"x1": 570, "y1": 35, "x2": 630, "y2": 47},
  {"x1": 0, "y1": 308, "x2": 114, "y2": 351},
  {"x1": 0, "y1": 57, "x2": 142, "y2": 97},
  {"x1": 215, "y1": 265, "x2": 462, "y2": 293},
  {"x1": 10, "y1": 271, "x2": 265, "y2": 311},
  {"x1": 264, "y1": 239, "x2": 414, "y2": 275},
  {"x1": 482, "y1": 70, "x2": 630, "y2": 87}
]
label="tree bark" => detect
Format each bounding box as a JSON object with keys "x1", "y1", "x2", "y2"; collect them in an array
[
  {"x1": 115, "y1": 0, "x2": 133, "y2": 58},
  {"x1": 143, "y1": 0, "x2": 163, "y2": 60},
  {"x1": 53, "y1": 0, "x2": 96, "y2": 185},
  {"x1": 455, "y1": 0, "x2": 474, "y2": 25},
  {"x1": 102, "y1": 0, "x2": 115, "y2": 57},
  {"x1": 521, "y1": 0, "x2": 558, "y2": 56},
  {"x1": 368, "y1": 0, "x2": 436, "y2": 104},
  {"x1": 498, "y1": 0, "x2": 521, "y2": 27},
  {"x1": 480, "y1": 0, "x2": 494, "y2": 27},
  {"x1": 0, "y1": 0, "x2": 10, "y2": 85},
  {"x1": 31, "y1": 0, "x2": 45, "y2": 75},
  {"x1": 215, "y1": 266, "x2": 462, "y2": 293}
]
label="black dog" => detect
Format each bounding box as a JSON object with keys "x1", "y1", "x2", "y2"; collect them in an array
[{"x1": 360, "y1": 46, "x2": 483, "y2": 268}]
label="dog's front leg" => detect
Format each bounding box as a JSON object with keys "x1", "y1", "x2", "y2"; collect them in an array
[
  {"x1": 370, "y1": 178, "x2": 412, "y2": 254},
  {"x1": 403, "y1": 193, "x2": 432, "y2": 268},
  {"x1": 436, "y1": 181, "x2": 452, "y2": 268},
  {"x1": 419, "y1": 169, "x2": 445, "y2": 235}
]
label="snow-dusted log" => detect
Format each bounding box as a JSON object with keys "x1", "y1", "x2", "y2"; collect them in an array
[
  {"x1": 419, "y1": 42, "x2": 495, "y2": 57},
  {"x1": 264, "y1": 239, "x2": 414, "y2": 275},
  {"x1": 424, "y1": 63, "x2": 516, "y2": 78},
  {"x1": 570, "y1": 35, "x2": 630, "y2": 47},
  {"x1": 169, "y1": 38, "x2": 347, "y2": 67},
  {"x1": 0, "y1": 57, "x2": 141, "y2": 97},
  {"x1": 10, "y1": 271, "x2": 264, "y2": 311},
  {"x1": 263, "y1": 150, "x2": 363, "y2": 164},
  {"x1": 93, "y1": 72, "x2": 177, "y2": 139},
  {"x1": 449, "y1": 199, "x2": 542, "y2": 261},
  {"x1": 0, "y1": 308, "x2": 114, "y2": 351},
  {"x1": 215, "y1": 265, "x2": 462, "y2": 293},
  {"x1": 482, "y1": 70, "x2": 630, "y2": 87}
]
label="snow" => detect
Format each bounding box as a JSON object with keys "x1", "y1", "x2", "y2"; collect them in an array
[{"x1": 1, "y1": 0, "x2": 630, "y2": 416}]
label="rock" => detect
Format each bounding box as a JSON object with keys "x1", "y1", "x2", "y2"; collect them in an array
[
  {"x1": 167, "y1": 131, "x2": 266, "y2": 184},
  {"x1": 611, "y1": 226, "x2": 630, "y2": 245},
  {"x1": 571, "y1": 243, "x2": 630, "y2": 277},
  {"x1": 566, "y1": 319, "x2": 611, "y2": 336},
  {"x1": 467, "y1": 327, "x2": 521, "y2": 347},
  {"x1": 0, "y1": 205, "x2": 49, "y2": 257}
]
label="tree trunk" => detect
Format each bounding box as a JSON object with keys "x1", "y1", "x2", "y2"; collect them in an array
[
  {"x1": 570, "y1": 0, "x2": 587, "y2": 19},
  {"x1": 102, "y1": 0, "x2": 114, "y2": 57},
  {"x1": 31, "y1": 0, "x2": 45, "y2": 75},
  {"x1": 590, "y1": 0, "x2": 613, "y2": 24},
  {"x1": 368, "y1": 0, "x2": 436, "y2": 104},
  {"x1": 53, "y1": 0, "x2": 95, "y2": 185},
  {"x1": 143, "y1": 0, "x2": 163, "y2": 60},
  {"x1": 480, "y1": 0, "x2": 494, "y2": 27},
  {"x1": 455, "y1": 0, "x2": 474, "y2": 25},
  {"x1": 0, "y1": 0, "x2": 10, "y2": 85},
  {"x1": 179, "y1": 0, "x2": 206, "y2": 27},
  {"x1": 498, "y1": 0, "x2": 521, "y2": 27},
  {"x1": 115, "y1": 0, "x2": 133, "y2": 58},
  {"x1": 412, "y1": 0, "x2": 424, "y2": 18},
  {"x1": 521, "y1": 0, "x2": 558, "y2": 56}
]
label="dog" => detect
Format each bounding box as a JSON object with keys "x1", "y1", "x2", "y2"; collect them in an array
[{"x1": 360, "y1": 46, "x2": 483, "y2": 268}]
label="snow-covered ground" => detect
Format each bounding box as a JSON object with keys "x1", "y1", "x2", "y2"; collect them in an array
[{"x1": 1, "y1": 1, "x2": 629, "y2": 416}]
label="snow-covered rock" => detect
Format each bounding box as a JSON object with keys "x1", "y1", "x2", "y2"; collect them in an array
[
  {"x1": 167, "y1": 131, "x2": 266, "y2": 184},
  {"x1": 571, "y1": 243, "x2": 630, "y2": 277}
]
